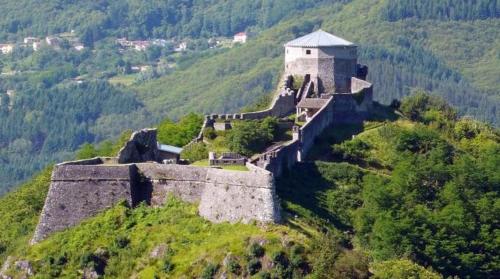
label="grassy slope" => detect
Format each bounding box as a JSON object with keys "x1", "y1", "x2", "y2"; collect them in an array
[
  {"x1": 9, "y1": 199, "x2": 307, "y2": 278},
  {"x1": 0, "y1": 168, "x2": 51, "y2": 262}
]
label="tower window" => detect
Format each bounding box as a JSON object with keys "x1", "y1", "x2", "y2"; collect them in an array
[{"x1": 306, "y1": 49, "x2": 311, "y2": 55}]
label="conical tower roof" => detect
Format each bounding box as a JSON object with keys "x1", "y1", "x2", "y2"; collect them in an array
[{"x1": 285, "y1": 29, "x2": 354, "y2": 48}]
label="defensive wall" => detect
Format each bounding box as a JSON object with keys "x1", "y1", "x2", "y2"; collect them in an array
[
  {"x1": 32, "y1": 151, "x2": 280, "y2": 243},
  {"x1": 32, "y1": 163, "x2": 139, "y2": 243},
  {"x1": 255, "y1": 79, "x2": 372, "y2": 177}
]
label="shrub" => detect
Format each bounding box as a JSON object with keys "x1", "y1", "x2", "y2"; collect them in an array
[
  {"x1": 290, "y1": 245, "x2": 306, "y2": 268},
  {"x1": 203, "y1": 127, "x2": 217, "y2": 140},
  {"x1": 371, "y1": 259, "x2": 441, "y2": 279},
  {"x1": 157, "y1": 113, "x2": 203, "y2": 147},
  {"x1": 271, "y1": 250, "x2": 289, "y2": 268},
  {"x1": 400, "y1": 90, "x2": 456, "y2": 123},
  {"x1": 247, "y1": 259, "x2": 262, "y2": 275},
  {"x1": 225, "y1": 117, "x2": 278, "y2": 156},
  {"x1": 332, "y1": 138, "x2": 370, "y2": 161},
  {"x1": 180, "y1": 142, "x2": 208, "y2": 162},
  {"x1": 162, "y1": 258, "x2": 175, "y2": 273},
  {"x1": 79, "y1": 252, "x2": 96, "y2": 268},
  {"x1": 225, "y1": 258, "x2": 241, "y2": 275},
  {"x1": 201, "y1": 263, "x2": 219, "y2": 279},
  {"x1": 257, "y1": 271, "x2": 272, "y2": 279},
  {"x1": 248, "y1": 243, "x2": 265, "y2": 258},
  {"x1": 114, "y1": 235, "x2": 130, "y2": 249}
]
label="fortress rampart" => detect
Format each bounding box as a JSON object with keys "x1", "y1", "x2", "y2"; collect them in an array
[
  {"x1": 32, "y1": 159, "x2": 280, "y2": 243},
  {"x1": 32, "y1": 163, "x2": 139, "y2": 243}
]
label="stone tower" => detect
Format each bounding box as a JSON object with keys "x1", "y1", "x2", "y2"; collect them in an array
[{"x1": 284, "y1": 29, "x2": 358, "y2": 94}]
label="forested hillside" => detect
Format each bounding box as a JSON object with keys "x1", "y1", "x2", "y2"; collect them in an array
[
  {"x1": 0, "y1": 0, "x2": 499, "y2": 195},
  {"x1": 0, "y1": 0, "x2": 334, "y2": 42}
]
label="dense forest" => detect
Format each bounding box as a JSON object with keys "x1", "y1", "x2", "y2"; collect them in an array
[
  {"x1": 1, "y1": 93, "x2": 498, "y2": 278},
  {"x1": 383, "y1": 0, "x2": 499, "y2": 21},
  {"x1": 0, "y1": 0, "x2": 499, "y2": 196},
  {"x1": 0, "y1": 0, "x2": 339, "y2": 42}
]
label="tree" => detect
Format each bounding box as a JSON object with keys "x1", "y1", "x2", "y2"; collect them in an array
[
  {"x1": 225, "y1": 117, "x2": 278, "y2": 156},
  {"x1": 371, "y1": 259, "x2": 442, "y2": 279}
]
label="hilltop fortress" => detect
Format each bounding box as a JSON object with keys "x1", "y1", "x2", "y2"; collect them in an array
[{"x1": 32, "y1": 30, "x2": 373, "y2": 243}]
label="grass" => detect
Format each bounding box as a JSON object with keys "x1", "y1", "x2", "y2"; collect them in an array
[
  {"x1": 108, "y1": 74, "x2": 138, "y2": 86},
  {"x1": 0, "y1": 168, "x2": 52, "y2": 263},
  {"x1": 191, "y1": 159, "x2": 249, "y2": 171},
  {"x1": 4, "y1": 198, "x2": 305, "y2": 278}
]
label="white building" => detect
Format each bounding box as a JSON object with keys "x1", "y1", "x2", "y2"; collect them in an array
[
  {"x1": 233, "y1": 32, "x2": 247, "y2": 44},
  {"x1": 0, "y1": 44, "x2": 14, "y2": 54},
  {"x1": 23, "y1": 37, "x2": 39, "y2": 44},
  {"x1": 33, "y1": 42, "x2": 42, "y2": 51},
  {"x1": 74, "y1": 43, "x2": 85, "y2": 51},
  {"x1": 174, "y1": 42, "x2": 187, "y2": 52}
]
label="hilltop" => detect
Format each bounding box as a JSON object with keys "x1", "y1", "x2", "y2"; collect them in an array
[{"x1": 1, "y1": 92, "x2": 498, "y2": 278}]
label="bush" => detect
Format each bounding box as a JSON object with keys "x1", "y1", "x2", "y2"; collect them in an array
[
  {"x1": 226, "y1": 117, "x2": 278, "y2": 156},
  {"x1": 157, "y1": 113, "x2": 203, "y2": 147},
  {"x1": 247, "y1": 259, "x2": 262, "y2": 275},
  {"x1": 271, "y1": 250, "x2": 289, "y2": 268},
  {"x1": 162, "y1": 258, "x2": 175, "y2": 273},
  {"x1": 201, "y1": 263, "x2": 219, "y2": 279},
  {"x1": 395, "y1": 127, "x2": 450, "y2": 155},
  {"x1": 180, "y1": 142, "x2": 208, "y2": 162},
  {"x1": 226, "y1": 258, "x2": 241, "y2": 275},
  {"x1": 290, "y1": 245, "x2": 306, "y2": 268},
  {"x1": 114, "y1": 235, "x2": 130, "y2": 248},
  {"x1": 248, "y1": 243, "x2": 265, "y2": 258},
  {"x1": 333, "y1": 138, "x2": 370, "y2": 161},
  {"x1": 371, "y1": 259, "x2": 441, "y2": 279},
  {"x1": 203, "y1": 127, "x2": 217, "y2": 140},
  {"x1": 400, "y1": 90, "x2": 456, "y2": 123},
  {"x1": 257, "y1": 271, "x2": 272, "y2": 279}
]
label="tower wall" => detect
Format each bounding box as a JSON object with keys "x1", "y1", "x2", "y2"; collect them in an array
[{"x1": 285, "y1": 45, "x2": 357, "y2": 94}]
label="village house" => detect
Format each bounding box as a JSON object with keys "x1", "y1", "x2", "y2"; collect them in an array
[
  {"x1": 174, "y1": 41, "x2": 187, "y2": 52},
  {"x1": 0, "y1": 44, "x2": 14, "y2": 54},
  {"x1": 32, "y1": 42, "x2": 42, "y2": 51},
  {"x1": 23, "y1": 37, "x2": 39, "y2": 44},
  {"x1": 45, "y1": 36, "x2": 61, "y2": 47},
  {"x1": 133, "y1": 41, "x2": 151, "y2": 51},
  {"x1": 233, "y1": 32, "x2": 247, "y2": 44},
  {"x1": 74, "y1": 43, "x2": 85, "y2": 51}
]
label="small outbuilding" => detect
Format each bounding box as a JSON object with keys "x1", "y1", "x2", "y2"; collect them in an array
[
  {"x1": 296, "y1": 98, "x2": 329, "y2": 119},
  {"x1": 157, "y1": 143, "x2": 183, "y2": 163}
]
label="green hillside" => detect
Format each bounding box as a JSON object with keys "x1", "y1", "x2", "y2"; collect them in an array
[
  {"x1": 0, "y1": 0, "x2": 499, "y2": 200},
  {"x1": 1, "y1": 93, "x2": 498, "y2": 278}
]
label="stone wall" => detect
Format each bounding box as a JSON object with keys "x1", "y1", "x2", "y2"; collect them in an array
[
  {"x1": 31, "y1": 164, "x2": 139, "y2": 243},
  {"x1": 205, "y1": 76, "x2": 296, "y2": 123},
  {"x1": 256, "y1": 140, "x2": 300, "y2": 177},
  {"x1": 299, "y1": 97, "x2": 336, "y2": 156},
  {"x1": 200, "y1": 165, "x2": 280, "y2": 223},
  {"x1": 118, "y1": 129, "x2": 159, "y2": 164},
  {"x1": 32, "y1": 162, "x2": 280, "y2": 243}
]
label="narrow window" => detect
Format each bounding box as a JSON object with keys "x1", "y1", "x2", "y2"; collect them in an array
[{"x1": 306, "y1": 49, "x2": 311, "y2": 55}]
